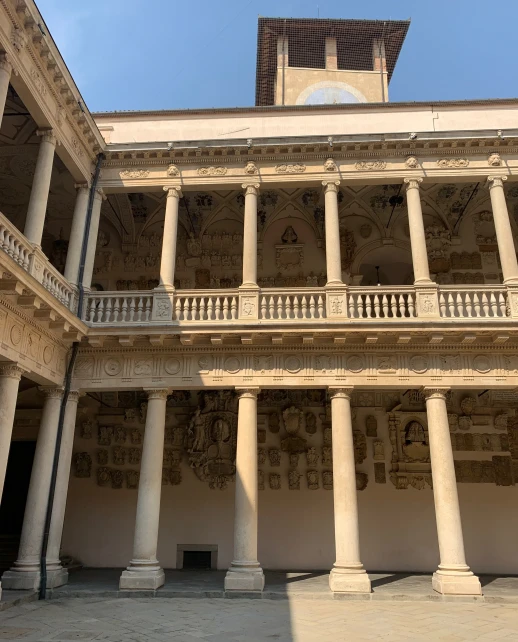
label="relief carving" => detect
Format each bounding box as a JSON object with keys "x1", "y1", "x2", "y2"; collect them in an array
[
  {"x1": 365, "y1": 415, "x2": 378, "y2": 437},
  {"x1": 275, "y1": 163, "x2": 306, "y2": 174},
  {"x1": 288, "y1": 469, "x2": 301, "y2": 490},
  {"x1": 437, "y1": 158, "x2": 469, "y2": 168},
  {"x1": 355, "y1": 160, "x2": 386, "y2": 171},
  {"x1": 268, "y1": 448, "x2": 281, "y2": 466},
  {"x1": 269, "y1": 473, "x2": 281, "y2": 490},
  {"x1": 322, "y1": 470, "x2": 333, "y2": 490},
  {"x1": 307, "y1": 470, "x2": 319, "y2": 490},
  {"x1": 281, "y1": 407, "x2": 307, "y2": 453},
  {"x1": 73, "y1": 452, "x2": 92, "y2": 478},
  {"x1": 374, "y1": 462, "x2": 386, "y2": 484},
  {"x1": 126, "y1": 470, "x2": 140, "y2": 489}
]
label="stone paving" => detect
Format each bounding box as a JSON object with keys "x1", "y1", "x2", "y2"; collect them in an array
[{"x1": 2, "y1": 595, "x2": 518, "y2": 641}]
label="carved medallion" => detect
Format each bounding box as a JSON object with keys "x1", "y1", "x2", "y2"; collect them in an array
[
  {"x1": 105, "y1": 358, "x2": 122, "y2": 376},
  {"x1": 164, "y1": 357, "x2": 181, "y2": 375},
  {"x1": 346, "y1": 355, "x2": 364, "y2": 373},
  {"x1": 473, "y1": 355, "x2": 491, "y2": 374},
  {"x1": 9, "y1": 324, "x2": 22, "y2": 346},
  {"x1": 410, "y1": 355, "x2": 428, "y2": 374},
  {"x1": 43, "y1": 345, "x2": 53, "y2": 365},
  {"x1": 134, "y1": 359, "x2": 152, "y2": 376},
  {"x1": 284, "y1": 355, "x2": 302, "y2": 374},
  {"x1": 269, "y1": 473, "x2": 281, "y2": 490},
  {"x1": 224, "y1": 357, "x2": 241, "y2": 374}
]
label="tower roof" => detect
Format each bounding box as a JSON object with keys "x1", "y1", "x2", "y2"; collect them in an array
[{"x1": 255, "y1": 17, "x2": 411, "y2": 106}]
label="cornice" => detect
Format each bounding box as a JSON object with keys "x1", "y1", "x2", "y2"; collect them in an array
[{"x1": 0, "y1": 296, "x2": 67, "y2": 347}]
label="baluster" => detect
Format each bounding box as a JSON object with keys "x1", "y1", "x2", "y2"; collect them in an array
[
  {"x1": 481, "y1": 292, "x2": 490, "y2": 317},
  {"x1": 22, "y1": 248, "x2": 30, "y2": 270},
  {"x1": 144, "y1": 297, "x2": 152, "y2": 321},
  {"x1": 268, "y1": 296, "x2": 275, "y2": 320},
  {"x1": 439, "y1": 293, "x2": 446, "y2": 317},
  {"x1": 283, "y1": 295, "x2": 292, "y2": 320},
  {"x1": 301, "y1": 295, "x2": 308, "y2": 319},
  {"x1": 372, "y1": 294, "x2": 380, "y2": 318},
  {"x1": 180, "y1": 297, "x2": 187, "y2": 321},
  {"x1": 498, "y1": 292, "x2": 507, "y2": 317},
  {"x1": 408, "y1": 294, "x2": 415, "y2": 318},
  {"x1": 103, "y1": 297, "x2": 113, "y2": 323},
  {"x1": 87, "y1": 298, "x2": 95, "y2": 322},
  {"x1": 381, "y1": 294, "x2": 389, "y2": 317},
  {"x1": 349, "y1": 294, "x2": 356, "y2": 319},
  {"x1": 223, "y1": 296, "x2": 230, "y2": 320},
  {"x1": 215, "y1": 297, "x2": 222, "y2": 320},
  {"x1": 276, "y1": 296, "x2": 283, "y2": 319},
  {"x1": 446, "y1": 293, "x2": 454, "y2": 317},
  {"x1": 357, "y1": 294, "x2": 364, "y2": 318},
  {"x1": 128, "y1": 297, "x2": 135, "y2": 322},
  {"x1": 188, "y1": 297, "x2": 196, "y2": 321},
  {"x1": 0, "y1": 228, "x2": 5, "y2": 251},
  {"x1": 390, "y1": 295, "x2": 397, "y2": 318},
  {"x1": 465, "y1": 293, "x2": 473, "y2": 318},
  {"x1": 207, "y1": 297, "x2": 214, "y2": 321},
  {"x1": 199, "y1": 297, "x2": 206, "y2": 321},
  {"x1": 490, "y1": 292, "x2": 497, "y2": 317},
  {"x1": 473, "y1": 292, "x2": 481, "y2": 317},
  {"x1": 135, "y1": 296, "x2": 143, "y2": 322},
  {"x1": 174, "y1": 297, "x2": 182, "y2": 321},
  {"x1": 293, "y1": 295, "x2": 300, "y2": 319},
  {"x1": 94, "y1": 298, "x2": 103, "y2": 323},
  {"x1": 7, "y1": 236, "x2": 15, "y2": 258},
  {"x1": 455, "y1": 293, "x2": 463, "y2": 318},
  {"x1": 260, "y1": 296, "x2": 267, "y2": 319},
  {"x1": 230, "y1": 297, "x2": 238, "y2": 320},
  {"x1": 112, "y1": 297, "x2": 120, "y2": 322},
  {"x1": 308, "y1": 295, "x2": 315, "y2": 319},
  {"x1": 317, "y1": 295, "x2": 325, "y2": 318},
  {"x1": 119, "y1": 297, "x2": 127, "y2": 322},
  {"x1": 365, "y1": 295, "x2": 372, "y2": 318},
  {"x1": 192, "y1": 298, "x2": 200, "y2": 321}
]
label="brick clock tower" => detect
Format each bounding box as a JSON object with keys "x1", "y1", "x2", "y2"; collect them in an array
[{"x1": 255, "y1": 18, "x2": 410, "y2": 106}]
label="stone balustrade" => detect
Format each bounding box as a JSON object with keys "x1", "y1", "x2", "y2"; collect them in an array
[
  {"x1": 0, "y1": 211, "x2": 76, "y2": 311},
  {"x1": 81, "y1": 284, "x2": 514, "y2": 326}
]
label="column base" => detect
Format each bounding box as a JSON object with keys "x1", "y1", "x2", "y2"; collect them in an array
[
  {"x1": 224, "y1": 566, "x2": 264, "y2": 592},
  {"x1": 329, "y1": 567, "x2": 372, "y2": 593},
  {"x1": 119, "y1": 567, "x2": 165, "y2": 590},
  {"x1": 432, "y1": 569, "x2": 482, "y2": 596}
]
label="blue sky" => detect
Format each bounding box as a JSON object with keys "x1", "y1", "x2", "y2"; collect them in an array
[{"x1": 37, "y1": 0, "x2": 518, "y2": 113}]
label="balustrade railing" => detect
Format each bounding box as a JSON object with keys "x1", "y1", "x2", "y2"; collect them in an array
[
  {"x1": 0, "y1": 211, "x2": 75, "y2": 310},
  {"x1": 85, "y1": 293, "x2": 153, "y2": 323},
  {"x1": 348, "y1": 287, "x2": 416, "y2": 319},
  {"x1": 259, "y1": 289, "x2": 326, "y2": 320},
  {"x1": 78, "y1": 285, "x2": 514, "y2": 326},
  {"x1": 438, "y1": 286, "x2": 508, "y2": 318}
]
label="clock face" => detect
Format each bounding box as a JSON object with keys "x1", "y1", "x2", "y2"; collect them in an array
[{"x1": 304, "y1": 86, "x2": 361, "y2": 105}]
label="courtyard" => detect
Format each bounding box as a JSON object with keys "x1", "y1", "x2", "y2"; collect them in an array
[{"x1": 2, "y1": 594, "x2": 518, "y2": 642}]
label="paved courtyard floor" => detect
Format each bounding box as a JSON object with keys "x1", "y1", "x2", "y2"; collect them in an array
[{"x1": 2, "y1": 595, "x2": 518, "y2": 641}]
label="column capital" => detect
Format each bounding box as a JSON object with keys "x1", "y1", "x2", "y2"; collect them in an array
[
  {"x1": 38, "y1": 386, "x2": 65, "y2": 399},
  {"x1": 235, "y1": 387, "x2": 260, "y2": 399},
  {"x1": 0, "y1": 363, "x2": 26, "y2": 380},
  {"x1": 93, "y1": 187, "x2": 106, "y2": 202},
  {"x1": 422, "y1": 387, "x2": 450, "y2": 400},
  {"x1": 328, "y1": 387, "x2": 354, "y2": 400},
  {"x1": 36, "y1": 128, "x2": 57, "y2": 146},
  {"x1": 163, "y1": 186, "x2": 182, "y2": 199},
  {"x1": 0, "y1": 53, "x2": 14, "y2": 74},
  {"x1": 242, "y1": 183, "x2": 260, "y2": 196},
  {"x1": 404, "y1": 177, "x2": 423, "y2": 190},
  {"x1": 322, "y1": 180, "x2": 340, "y2": 193},
  {"x1": 488, "y1": 175, "x2": 508, "y2": 189},
  {"x1": 67, "y1": 390, "x2": 81, "y2": 403},
  {"x1": 145, "y1": 388, "x2": 169, "y2": 400},
  {"x1": 74, "y1": 182, "x2": 90, "y2": 193}
]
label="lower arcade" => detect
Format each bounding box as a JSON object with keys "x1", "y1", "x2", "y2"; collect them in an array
[{"x1": 2, "y1": 379, "x2": 517, "y2": 597}]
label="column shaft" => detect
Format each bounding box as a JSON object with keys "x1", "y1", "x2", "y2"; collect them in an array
[
  {"x1": 63, "y1": 185, "x2": 90, "y2": 284},
  {"x1": 241, "y1": 184, "x2": 259, "y2": 288},
  {"x1": 82, "y1": 189, "x2": 104, "y2": 290},
  {"x1": 24, "y1": 130, "x2": 57, "y2": 246},
  {"x1": 329, "y1": 388, "x2": 371, "y2": 593},
  {"x1": 225, "y1": 388, "x2": 264, "y2": 591},
  {"x1": 0, "y1": 365, "x2": 24, "y2": 501},
  {"x1": 159, "y1": 187, "x2": 181, "y2": 287},
  {"x1": 2, "y1": 387, "x2": 63, "y2": 590},
  {"x1": 0, "y1": 55, "x2": 13, "y2": 130},
  {"x1": 120, "y1": 389, "x2": 168, "y2": 590},
  {"x1": 488, "y1": 176, "x2": 518, "y2": 284},
  {"x1": 424, "y1": 388, "x2": 481, "y2": 595},
  {"x1": 323, "y1": 181, "x2": 343, "y2": 286},
  {"x1": 404, "y1": 178, "x2": 432, "y2": 284},
  {"x1": 45, "y1": 392, "x2": 80, "y2": 587}
]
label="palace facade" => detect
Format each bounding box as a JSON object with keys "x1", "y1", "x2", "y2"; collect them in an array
[{"x1": 0, "y1": 5, "x2": 518, "y2": 598}]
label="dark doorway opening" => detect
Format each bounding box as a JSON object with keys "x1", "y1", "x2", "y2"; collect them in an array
[
  {"x1": 183, "y1": 550, "x2": 212, "y2": 569},
  {"x1": 0, "y1": 441, "x2": 36, "y2": 573}
]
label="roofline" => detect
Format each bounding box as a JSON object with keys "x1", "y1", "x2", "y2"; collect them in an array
[{"x1": 93, "y1": 97, "x2": 518, "y2": 119}]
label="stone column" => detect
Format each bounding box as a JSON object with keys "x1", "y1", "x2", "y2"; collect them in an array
[
  {"x1": 0, "y1": 364, "x2": 24, "y2": 501},
  {"x1": 159, "y1": 186, "x2": 182, "y2": 288},
  {"x1": 82, "y1": 188, "x2": 104, "y2": 290},
  {"x1": 488, "y1": 175, "x2": 518, "y2": 284},
  {"x1": 323, "y1": 181, "x2": 343, "y2": 286},
  {"x1": 225, "y1": 388, "x2": 264, "y2": 591},
  {"x1": 45, "y1": 391, "x2": 80, "y2": 588},
  {"x1": 424, "y1": 388, "x2": 481, "y2": 595},
  {"x1": 24, "y1": 130, "x2": 57, "y2": 246},
  {"x1": 120, "y1": 389, "x2": 168, "y2": 590},
  {"x1": 0, "y1": 54, "x2": 13, "y2": 130},
  {"x1": 2, "y1": 387, "x2": 64, "y2": 590},
  {"x1": 241, "y1": 184, "x2": 259, "y2": 288},
  {"x1": 404, "y1": 177, "x2": 432, "y2": 284},
  {"x1": 328, "y1": 387, "x2": 371, "y2": 593},
  {"x1": 63, "y1": 185, "x2": 90, "y2": 284}
]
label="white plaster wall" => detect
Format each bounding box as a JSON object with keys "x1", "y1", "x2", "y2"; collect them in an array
[
  {"x1": 61, "y1": 466, "x2": 518, "y2": 574},
  {"x1": 96, "y1": 103, "x2": 518, "y2": 145}
]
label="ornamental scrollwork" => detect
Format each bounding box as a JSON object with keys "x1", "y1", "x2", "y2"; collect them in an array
[
  {"x1": 436, "y1": 158, "x2": 469, "y2": 168},
  {"x1": 275, "y1": 163, "x2": 306, "y2": 174},
  {"x1": 355, "y1": 160, "x2": 386, "y2": 171},
  {"x1": 119, "y1": 169, "x2": 150, "y2": 179},
  {"x1": 197, "y1": 166, "x2": 227, "y2": 176}
]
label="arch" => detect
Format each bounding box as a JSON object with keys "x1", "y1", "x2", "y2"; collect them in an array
[
  {"x1": 260, "y1": 203, "x2": 320, "y2": 242},
  {"x1": 351, "y1": 240, "x2": 413, "y2": 286}
]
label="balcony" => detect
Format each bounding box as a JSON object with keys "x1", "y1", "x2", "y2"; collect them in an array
[{"x1": 82, "y1": 284, "x2": 512, "y2": 327}]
